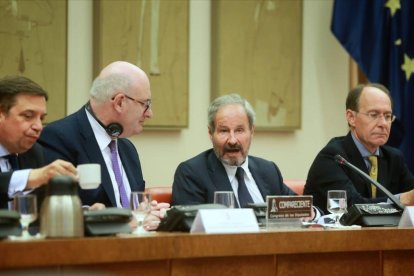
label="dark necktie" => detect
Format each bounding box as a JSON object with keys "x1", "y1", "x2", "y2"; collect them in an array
[
  {"x1": 6, "y1": 154, "x2": 19, "y2": 170},
  {"x1": 109, "y1": 140, "x2": 129, "y2": 208},
  {"x1": 235, "y1": 167, "x2": 253, "y2": 208}
]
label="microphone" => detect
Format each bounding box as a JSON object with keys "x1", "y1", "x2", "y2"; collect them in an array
[{"x1": 334, "y1": 154, "x2": 405, "y2": 210}]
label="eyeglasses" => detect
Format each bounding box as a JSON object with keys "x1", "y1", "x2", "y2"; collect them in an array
[
  {"x1": 124, "y1": 94, "x2": 152, "y2": 113},
  {"x1": 356, "y1": 111, "x2": 396, "y2": 123}
]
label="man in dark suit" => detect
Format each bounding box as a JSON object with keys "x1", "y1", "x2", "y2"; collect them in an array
[
  {"x1": 304, "y1": 83, "x2": 414, "y2": 213},
  {"x1": 38, "y1": 61, "x2": 154, "y2": 209},
  {"x1": 172, "y1": 94, "x2": 320, "y2": 219},
  {"x1": 0, "y1": 76, "x2": 77, "y2": 209}
]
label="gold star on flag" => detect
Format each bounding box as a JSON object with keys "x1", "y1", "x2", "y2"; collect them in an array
[
  {"x1": 385, "y1": 0, "x2": 401, "y2": 16},
  {"x1": 401, "y1": 54, "x2": 414, "y2": 81}
]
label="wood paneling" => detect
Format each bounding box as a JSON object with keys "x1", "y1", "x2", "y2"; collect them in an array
[{"x1": 1, "y1": 228, "x2": 414, "y2": 275}]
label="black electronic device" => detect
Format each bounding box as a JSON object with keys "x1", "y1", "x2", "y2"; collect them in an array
[
  {"x1": 157, "y1": 204, "x2": 226, "y2": 232},
  {"x1": 335, "y1": 154, "x2": 405, "y2": 226},
  {"x1": 247, "y1": 203, "x2": 267, "y2": 226},
  {"x1": 84, "y1": 207, "x2": 132, "y2": 236},
  {"x1": 0, "y1": 210, "x2": 21, "y2": 238},
  {"x1": 85, "y1": 102, "x2": 123, "y2": 138},
  {"x1": 340, "y1": 203, "x2": 402, "y2": 226}
]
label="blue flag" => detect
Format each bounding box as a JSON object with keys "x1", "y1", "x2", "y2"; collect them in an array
[{"x1": 332, "y1": 0, "x2": 414, "y2": 173}]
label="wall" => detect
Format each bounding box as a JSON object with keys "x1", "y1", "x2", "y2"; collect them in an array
[{"x1": 67, "y1": 0, "x2": 349, "y2": 187}]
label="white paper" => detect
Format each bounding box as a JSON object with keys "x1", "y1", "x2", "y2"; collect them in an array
[
  {"x1": 398, "y1": 206, "x2": 414, "y2": 227},
  {"x1": 190, "y1": 209, "x2": 259, "y2": 234}
]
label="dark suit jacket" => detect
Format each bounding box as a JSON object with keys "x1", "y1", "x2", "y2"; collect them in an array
[
  {"x1": 0, "y1": 143, "x2": 46, "y2": 209},
  {"x1": 172, "y1": 149, "x2": 295, "y2": 205},
  {"x1": 38, "y1": 107, "x2": 145, "y2": 207},
  {"x1": 304, "y1": 132, "x2": 414, "y2": 213}
]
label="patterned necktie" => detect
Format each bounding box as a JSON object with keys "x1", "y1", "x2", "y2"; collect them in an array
[
  {"x1": 109, "y1": 140, "x2": 129, "y2": 208},
  {"x1": 6, "y1": 154, "x2": 19, "y2": 170},
  {"x1": 368, "y1": 155, "x2": 378, "y2": 198},
  {"x1": 235, "y1": 167, "x2": 253, "y2": 208}
]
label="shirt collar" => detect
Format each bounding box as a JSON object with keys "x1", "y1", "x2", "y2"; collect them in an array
[
  {"x1": 0, "y1": 144, "x2": 10, "y2": 158},
  {"x1": 222, "y1": 156, "x2": 251, "y2": 182},
  {"x1": 351, "y1": 132, "x2": 380, "y2": 158},
  {"x1": 85, "y1": 108, "x2": 112, "y2": 150}
]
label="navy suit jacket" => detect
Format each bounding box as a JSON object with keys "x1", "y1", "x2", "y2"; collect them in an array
[
  {"x1": 0, "y1": 143, "x2": 46, "y2": 209},
  {"x1": 172, "y1": 149, "x2": 295, "y2": 205},
  {"x1": 38, "y1": 107, "x2": 145, "y2": 207},
  {"x1": 304, "y1": 132, "x2": 414, "y2": 213}
]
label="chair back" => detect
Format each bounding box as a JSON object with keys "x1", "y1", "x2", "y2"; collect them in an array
[
  {"x1": 145, "y1": 186, "x2": 172, "y2": 204},
  {"x1": 284, "y1": 179, "x2": 305, "y2": 195}
]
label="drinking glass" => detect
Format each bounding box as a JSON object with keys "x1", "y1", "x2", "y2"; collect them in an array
[
  {"x1": 327, "y1": 190, "x2": 347, "y2": 225},
  {"x1": 12, "y1": 194, "x2": 38, "y2": 238},
  {"x1": 130, "y1": 192, "x2": 151, "y2": 234},
  {"x1": 214, "y1": 191, "x2": 235, "y2": 208}
]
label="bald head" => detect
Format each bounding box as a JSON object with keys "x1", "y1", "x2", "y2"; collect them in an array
[
  {"x1": 90, "y1": 61, "x2": 150, "y2": 104},
  {"x1": 99, "y1": 61, "x2": 146, "y2": 79}
]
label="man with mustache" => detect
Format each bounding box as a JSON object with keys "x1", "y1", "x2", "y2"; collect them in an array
[
  {"x1": 0, "y1": 76, "x2": 77, "y2": 209},
  {"x1": 172, "y1": 94, "x2": 318, "y2": 217},
  {"x1": 304, "y1": 83, "x2": 414, "y2": 213}
]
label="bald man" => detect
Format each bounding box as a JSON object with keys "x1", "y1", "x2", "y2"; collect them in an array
[{"x1": 38, "y1": 61, "x2": 153, "y2": 209}]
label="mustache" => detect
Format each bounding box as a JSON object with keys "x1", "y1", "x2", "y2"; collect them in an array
[{"x1": 223, "y1": 144, "x2": 242, "y2": 152}]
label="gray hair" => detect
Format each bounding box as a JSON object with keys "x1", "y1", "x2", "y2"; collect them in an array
[
  {"x1": 208, "y1": 93, "x2": 256, "y2": 131},
  {"x1": 89, "y1": 74, "x2": 132, "y2": 103}
]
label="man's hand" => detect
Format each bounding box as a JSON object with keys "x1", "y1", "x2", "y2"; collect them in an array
[
  {"x1": 88, "y1": 203, "x2": 106, "y2": 211},
  {"x1": 400, "y1": 189, "x2": 414, "y2": 205},
  {"x1": 143, "y1": 201, "x2": 171, "y2": 231},
  {"x1": 26, "y1": 159, "x2": 78, "y2": 190}
]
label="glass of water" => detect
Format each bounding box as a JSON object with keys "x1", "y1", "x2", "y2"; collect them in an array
[
  {"x1": 214, "y1": 191, "x2": 235, "y2": 208},
  {"x1": 12, "y1": 194, "x2": 37, "y2": 239},
  {"x1": 327, "y1": 190, "x2": 347, "y2": 225},
  {"x1": 130, "y1": 192, "x2": 151, "y2": 234}
]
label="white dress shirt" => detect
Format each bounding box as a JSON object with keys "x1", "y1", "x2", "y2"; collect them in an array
[
  {"x1": 0, "y1": 145, "x2": 30, "y2": 198},
  {"x1": 222, "y1": 157, "x2": 264, "y2": 207},
  {"x1": 85, "y1": 109, "x2": 132, "y2": 208}
]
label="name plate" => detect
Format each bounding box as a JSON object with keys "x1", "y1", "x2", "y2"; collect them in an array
[
  {"x1": 266, "y1": 195, "x2": 313, "y2": 219},
  {"x1": 190, "y1": 209, "x2": 259, "y2": 234}
]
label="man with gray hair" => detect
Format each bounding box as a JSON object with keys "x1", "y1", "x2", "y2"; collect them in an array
[
  {"x1": 172, "y1": 94, "x2": 310, "y2": 212},
  {"x1": 39, "y1": 61, "x2": 154, "y2": 210}
]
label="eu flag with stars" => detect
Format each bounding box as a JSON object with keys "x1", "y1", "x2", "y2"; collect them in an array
[{"x1": 331, "y1": 0, "x2": 414, "y2": 173}]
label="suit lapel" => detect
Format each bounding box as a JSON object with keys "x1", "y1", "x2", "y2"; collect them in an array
[
  {"x1": 118, "y1": 140, "x2": 140, "y2": 192},
  {"x1": 344, "y1": 132, "x2": 375, "y2": 192},
  {"x1": 377, "y1": 150, "x2": 389, "y2": 189},
  {"x1": 76, "y1": 109, "x2": 117, "y2": 207},
  {"x1": 248, "y1": 158, "x2": 267, "y2": 200},
  {"x1": 207, "y1": 151, "x2": 233, "y2": 191}
]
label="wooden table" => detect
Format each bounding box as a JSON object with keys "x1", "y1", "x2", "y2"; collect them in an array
[{"x1": 1, "y1": 227, "x2": 414, "y2": 275}]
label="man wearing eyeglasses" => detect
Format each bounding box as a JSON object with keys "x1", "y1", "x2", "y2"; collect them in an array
[
  {"x1": 37, "y1": 61, "x2": 164, "y2": 217},
  {"x1": 304, "y1": 83, "x2": 414, "y2": 213}
]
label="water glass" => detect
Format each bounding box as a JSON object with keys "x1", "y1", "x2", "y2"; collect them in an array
[
  {"x1": 214, "y1": 191, "x2": 235, "y2": 208},
  {"x1": 327, "y1": 190, "x2": 347, "y2": 225}
]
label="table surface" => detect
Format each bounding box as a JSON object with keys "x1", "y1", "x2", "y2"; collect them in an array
[{"x1": 1, "y1": 226, "x2": 414, "y2": 269}]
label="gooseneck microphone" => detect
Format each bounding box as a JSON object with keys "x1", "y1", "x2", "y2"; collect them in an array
[{"x1": 334, "y1": 154, "x2": 405, "y2": 210}]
